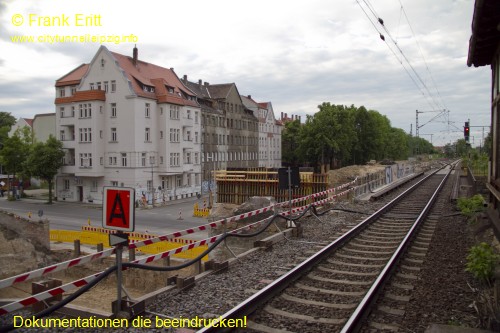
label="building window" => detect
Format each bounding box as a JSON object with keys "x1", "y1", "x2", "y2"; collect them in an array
[
  {"x1": 79, "y1": 153, "x2": 92, "y2": 167},
  {"x1": 170, "y1": 128, "x2": 180, "y2": 142},
  {"x1": 141, "y1": 153, "x2": 146, "y2": 167},
  {"x1": 91, "y1": 180, "x2": 98, "y2": 192},
  {"x1": 195, "y1": 132, "x2": 199, "y2": 143},
  {"x1": 100, "y1": 157, "x2": 103, "y2": 165},
  {"x1": 145, "y1": 128, "x2": 151, "y2": 142},
  {"x1": 96, "y1": 82, "x2": 101, "y2": 90},
  {"x1": 169, "y1": 153, "x2": 180, "y2": 167},
  {"x1": 187, "y1": 110, "x2": 191, "y2": 119},
  {"x1": 169, "y1": 105, "x2": 179, "y2": 119},
  {"x1": 63, "y1": 179, "x2": 70, "y2": 190},
  {"x1": 160, "y1": 131, "x2": 163, "y2": 139},
  {"x1": 109, "y1": 156, "x2": 117, "y2": 165},
  {"x1": 60, "y1": 130, "x2": 65, "y2": 141},
  {"x1": 195, "y1": 152, "x2": 199, "y2": 164},
  {"x1": 160, "y1": 156, "x2": 164, "y2": 164},
  {"x1": 79, "y1": 103, "x2": 92, "y2": 118},
  {"x1": 79, "y1": 128, "x2": 92, "y2": 142},
  {"x1": 195, "y1": 111, "x2": 199, "y2": 124},
  {"x1": 111, "y1": 128, "x2": 117, "y2": 142},
  {"x1": 104, "y1": 81, "x2": 109, "y2": 92},
  {"x1": 121, "y1": 153, "x2": 127, "y2": 167},
  {"x1": 111, "y1": 103, "x2": 117, "y2": 117},
  {"x1": 70, "y1": 87, "x2": 76, "y2": 95},
  {"x1": 145, "y1": 103, "x2": 150, "y2": 118},
  {"x1": 176, "y1": 175, "x2": 182, "y2": 187},
  {"x1": 90, "y1": 83, "x2": 95, "y2": 90},
  {"x1": 111, "y1": 181, "x2": 118, "y2": 187},
  {"x1": 160, "y1": 107, "x2": 163, "y2": 115},
  {"x1": 111, "y1": 80, "x2": 116, "y2": 92},
  {"x1": 186, "y1": 130, "x2": 191, "y2": 141},
  {"x1": 59, "y1": 107, "x2": 65, "y2": 118}
]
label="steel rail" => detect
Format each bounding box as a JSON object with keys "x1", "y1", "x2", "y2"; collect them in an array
[
  {"x1": 197, "y1": 166, "x2": 446, "y2": 333},
  {"x1": 340, "y1": 164, "x2": 453, "y2": 332}
]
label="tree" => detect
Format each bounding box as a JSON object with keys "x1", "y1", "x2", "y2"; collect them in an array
[
  {"x1": 0, "y1": 127, "x2": 32, "y2": 195},
  {"x1": 27, "y1": 135, "x2": 64, "y2": 204},
  {"x1": 0, "y1": 112, "x2": 16, "y2": 144},
  {"x1": 281, "y1": 119, "x2": 302, "y2": 166},
  {"x1": 483, "y1": 132, "x2": 492, "y2": 157}
]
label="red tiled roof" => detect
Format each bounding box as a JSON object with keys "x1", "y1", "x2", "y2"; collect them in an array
[
  {"x1": 54, "y1": 47, "x2": 198, "y2": 107},
  {"x1": 110, "y1": 51, "x2": 198, "y2": 106},
  {"x1": 55, "y1": 90, "x2": 106, "y2": 104},
  {"x1": 23, "y1": 118, "x2": 33, "y2": 127},
  {"x1": 56, "y1": 64, "x2": 89, "y2": 87}
]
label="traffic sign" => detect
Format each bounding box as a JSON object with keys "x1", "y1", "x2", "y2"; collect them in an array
[
  {"x1": 102, "y1": 187, "x2": 135, "y2": 232},
  {"x1": 109, "y1": 233, "x2": 129, "y2": 246}
]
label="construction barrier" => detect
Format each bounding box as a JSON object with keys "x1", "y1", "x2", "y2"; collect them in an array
[
  {"x1": 50, "y1": 228, "x2": 208, "y2": 261},
  {"x1": 0, "y1": 179, "x2": 357, "y2": 315},
  {"x1": 193, "y1": 202, "x2": 210, "y2": 217}
]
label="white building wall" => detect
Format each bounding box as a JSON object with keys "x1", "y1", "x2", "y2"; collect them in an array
[{"x1": 56, "y1": 47, "x2": 201, "y2": 204}]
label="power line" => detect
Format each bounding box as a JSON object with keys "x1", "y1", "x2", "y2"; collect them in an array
[{"x1": 355, "y1": 0, "x2": 446, "y2": 112}]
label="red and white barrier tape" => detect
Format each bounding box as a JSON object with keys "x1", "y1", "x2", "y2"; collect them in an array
[
  {"x1": 0, "y1": 186, "x2": 355, "y2": 315},
  {"x1": 0, "y1": 178, "x2": 357, "y2": 292}
]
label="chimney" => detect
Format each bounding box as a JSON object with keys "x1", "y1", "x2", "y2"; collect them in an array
[
  {"x1": 198, "y1": 79, "x2": 202, "y2": 86},
  {"x1": 204, "y1": 82, "x2": 209, "y2": 86},
  {"x1": 281, "y1": 112, "x2": 283, "y2": 119},
  {"x1": 285, "y1": 113, "x2": 288, "y2": 119},
  {"x1": 247, "y1": 95, "x2": 251, "y2": 99},
  {"x1": 132, "y1": 45, "x2": 138, "y2": 66},
  {"x1": 183, "y1": 75, "x2": 187, "y2": 82}
]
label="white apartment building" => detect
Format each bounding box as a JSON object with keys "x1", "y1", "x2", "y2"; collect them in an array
[
  {"x1": 54, "y1": 46, "x2": 201, "y2": 204},
  {"x1": 241, "y1": 96, "x2": 282, "y2": 168}
]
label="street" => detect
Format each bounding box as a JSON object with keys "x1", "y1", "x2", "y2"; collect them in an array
[{"x1": 0, "y1": 196, "x2": 212, "y2": 240}]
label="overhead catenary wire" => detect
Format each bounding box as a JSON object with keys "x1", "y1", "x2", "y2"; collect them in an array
[
  {"x1": 398, "y1": 0, "x2": 448, "y2": 111},
  {"x1": 355, "y1": 0, "x2": 447, "y2": 112},
  {"x1": 355, "y1": 0, "x2": 432, "y2": 107}
]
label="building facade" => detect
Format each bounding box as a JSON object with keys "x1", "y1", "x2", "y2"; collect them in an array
[
  {"x1": 55, "y1": 46, "x2": 201, "y2": 204},
  {"x1": 467, "y1": 0, "x2": 500, "y2": 237},
  {"x1": 241, "y1": 96, "x2": 282, "y2": 168},
  {"x1": 33, "y1": 113, "x2": 56, "y2": 143},
  {"x1": 181, "y1": 77, "x2": 261, "y2": 185}
]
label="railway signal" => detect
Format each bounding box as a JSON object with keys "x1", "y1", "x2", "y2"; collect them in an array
[{"x1": 464, "y1": 122, "x2": 470, "y2": 142}]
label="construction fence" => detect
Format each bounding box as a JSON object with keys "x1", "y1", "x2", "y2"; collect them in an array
[{"x1": 50, "y1": 226, "x2": 208, "y2": 261}]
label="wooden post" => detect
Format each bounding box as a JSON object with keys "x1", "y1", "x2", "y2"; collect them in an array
[
  {"x1": 129, "y1": 248, "x2": 135, "y2": 262},
  {"x1": 74, "y1": 239, "x2": 81, "y2": 257}
]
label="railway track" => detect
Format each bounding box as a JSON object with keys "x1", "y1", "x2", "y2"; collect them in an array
[{"x1": 199, "y1": 164, "x2": 455, "y2": 333}]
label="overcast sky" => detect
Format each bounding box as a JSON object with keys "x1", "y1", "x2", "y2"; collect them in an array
[{"x1": 0, "y1": 0, "x2": 490, "y2": 147}]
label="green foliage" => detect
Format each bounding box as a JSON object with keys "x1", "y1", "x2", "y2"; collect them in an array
[
  {"x1": 281, "y1": 119, "x2": 302, "y2": 166},
  {"x1": 466, "y1": 242, "x2": 499, "y2": 283},
  {"x1": 0, "y1": 127, "x2": 33, "y2": 188},
  {"x1": 0, "y1": 112, "x2": 16, "y2": 144},
  {"x1": 26, "y1": 135, "x2": 64, "y2": 204},
  {"x1": 280, "y1": 102, "x2": 437, "y2": 170},
  {"x1": 457, "y1": 195, "x2": 485, "y2": 221}
]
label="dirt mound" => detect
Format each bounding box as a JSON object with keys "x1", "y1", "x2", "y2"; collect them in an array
[{"x1": 328, "y1": 164, "x2": 385, "y2": 188}]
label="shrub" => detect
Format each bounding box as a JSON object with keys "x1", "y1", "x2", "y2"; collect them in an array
[
  {"x1": 457, "y1": 194, "x2": 485, "y2": 222},
  {"x1": 466, "y1": 242, "x2": 499, "y2": 283}
]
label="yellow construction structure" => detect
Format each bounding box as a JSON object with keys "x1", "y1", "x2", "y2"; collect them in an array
[{"x1": 215, "y1": 169, "x2": 329, "y2": 205}]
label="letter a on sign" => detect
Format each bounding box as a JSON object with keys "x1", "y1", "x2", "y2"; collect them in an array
[{"x1": 102, "y1": 187, "x2": 135, "y2": 232}]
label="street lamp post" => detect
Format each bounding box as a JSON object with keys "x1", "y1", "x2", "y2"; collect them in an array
[{"x1": 150, "y1": 156, "x2": 155, "y2": 205}]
